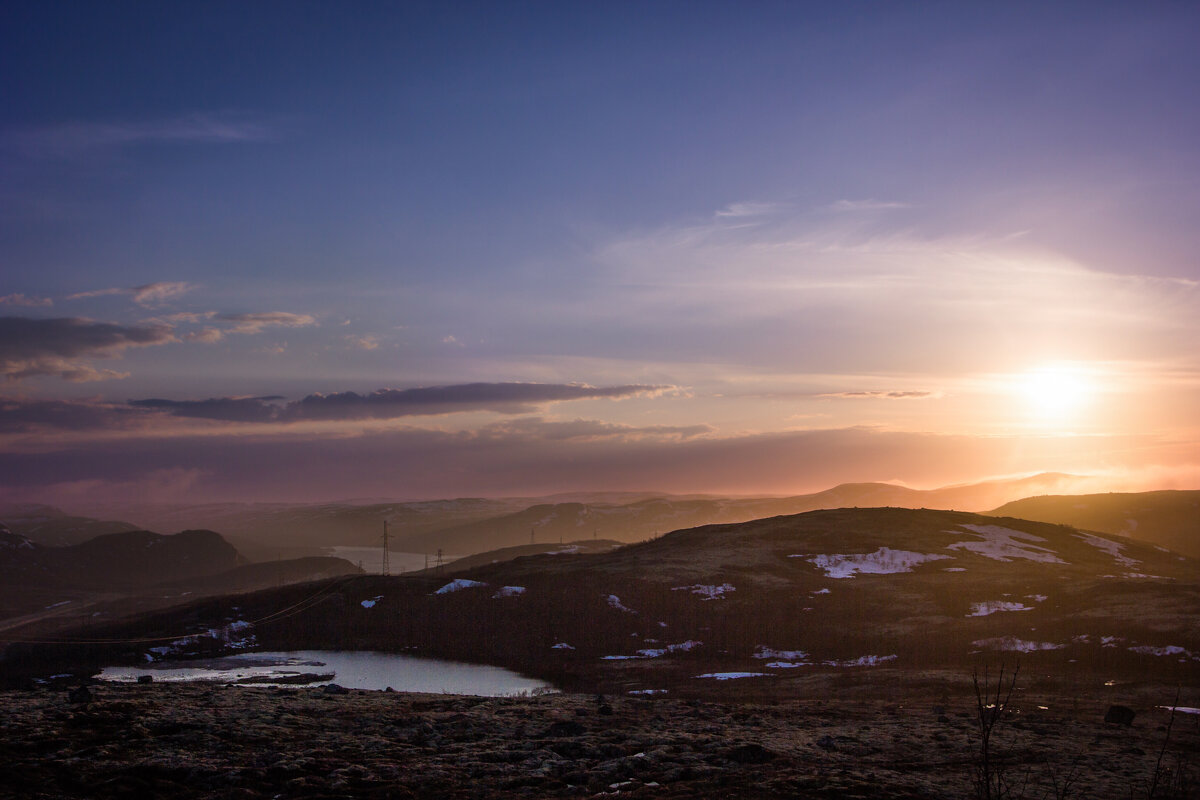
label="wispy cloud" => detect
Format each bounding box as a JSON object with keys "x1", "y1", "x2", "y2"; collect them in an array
[
  {"x1": 0, "y1": 294, "x2": 53, "y2": 308},
  {"x1": 218, "y1": 312, "x2": 317, "y2": 335},
  {"x1": 177, "y1": 312, "x2": 317, "y2": 342},
  {"x1": 580, "y1": 212, "x2": 1200, "y2": 376},
  {"x1": 479, "y1": 416, "x2": 713, "y2": 441},
  {"x1": 829, "y1": 199, "x2": 911, "y2": 212},
  {"x1": 818, "y1": 390, "x2": 941, "y2": 400},
  {"x1": 715, "y1": 202, "x2": 787, "y2": 218},
  {"x1": 347, "y1": 335, "x2": 380, "y2": 350},
  {"x1": 5, "y1": 113, "x2": 272, "y2": 158},
  {"x1": 0, "y1": 316, "x2": 174, "y2": 382},
  {"x1": 68, "y1": 281, "x2": 195, "y2": 307},
  {"x1": 184, "y1": 327, "x2": 224, "y2": 343}
]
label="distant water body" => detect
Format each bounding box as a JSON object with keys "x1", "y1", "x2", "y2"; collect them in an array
[
  {"x1": 97, "y1": 650, "x2": 555, "y2": 696},
  {"x1": 327, "y1": 547, "x2": 456, "y2": 574}
]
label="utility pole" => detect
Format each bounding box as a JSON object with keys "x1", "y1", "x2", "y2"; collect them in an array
[{"x1": 382, "y1": 520, "x2": 390, "y2": 576}]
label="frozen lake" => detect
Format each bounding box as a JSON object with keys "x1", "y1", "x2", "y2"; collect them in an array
[{"x1": 97, "y1": 650, "x2": 556, "y2": 695}]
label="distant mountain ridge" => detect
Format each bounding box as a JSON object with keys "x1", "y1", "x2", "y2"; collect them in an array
[
  {"x1": 63, "y1": 472, "x2": 1094, "y2": 559},
  {"x1": 0, "y1": 504, "x2": 140, "y2": 547},
  {"x1": 405, "y1": 472, "x2": 1092, "y2": 554}
]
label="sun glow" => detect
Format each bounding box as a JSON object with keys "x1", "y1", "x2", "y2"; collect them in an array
[{"x1": 1016, "y1": 365, "x2": 1094, "y2": 423}]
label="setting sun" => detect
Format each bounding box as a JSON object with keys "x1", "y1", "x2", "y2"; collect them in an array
[{"x1": 1016, "y1": 366, "x2": 1093, "y2": 422}]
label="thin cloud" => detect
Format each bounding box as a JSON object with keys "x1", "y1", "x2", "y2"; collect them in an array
[
  {"x1": 0, "y1": 316, "x2": 175, "y2": 382},
  {"x1": 584, "y1": 215, "x2": 1200, "y2": 376},
  {"x1": 218, "y1": 312, "x2": 317, "y2": 335},
  {"x1": 6, "y1": 113, "x2": 272, "y2": 158},
  {"x1": 0, "y1": 294, "x2": 53, "y2": 308},
  {"x1": 479, "y1": 417, "x2": 712, "y2": 441},
  {"x1": 715, "y1": 202, "x2": 786, "y2": 218},
  {"x1": 829, "y1": 199, "x2": 911, "y2": 212},
  {"x1": 184, "y1": 327, "x2": 224, "y2": 343},
  {"x1": 68, "y1": 281, "x2": 195, "y2": 307},
  {"x1": 347, "y1": 335, "x2": 380, "y2": 350},
  {"x1": 819, "y1": 390, "x2": 941, "y2": 400}
]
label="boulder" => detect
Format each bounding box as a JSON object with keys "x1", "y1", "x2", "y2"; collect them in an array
[{"x1": 1104, "y1": 705, "x2": 1136, "y2": 726}]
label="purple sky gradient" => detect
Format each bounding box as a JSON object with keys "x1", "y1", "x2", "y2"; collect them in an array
[{"x1": 2, "y1": 2, "x2": 1198, "y2": 505}]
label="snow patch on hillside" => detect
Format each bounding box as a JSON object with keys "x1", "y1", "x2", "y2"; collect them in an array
[
  {"x1": 360, "y1": 595, "x2": 382, "y2": 608},
  {"x1": 493, "y1": 586, "x2": 526, "y2": 598},
  {"x1": 604, "y1": 641, "x2": 703, "y2": 660},
  {"x1": 1129, "y1": 645, "x2": 1198, "y2": 660},
  {"x1": 797, "y1": 547, "x2": 950, "y2": 578},
  {"x1": 671, "y1": 583, "x2": 734, "y2": 600},
  {"x1": 973, "y1": 636, "x2": 1065, "y2": 652},
  {"x1": 1075, "y1": 531, "x2": 1139, "y2": 567},
  {"x1": 695, "y1": 672, "x2": 769, "y2": 680},
  {"x1": 968, "y1": 601, "x2": 1034, "y2": 616},
  {"x1": 754, "y1": 646, "x2": 809, "y2": 661},
  {"x1": 948, "y1": 525, "x2": 1064, "y2": 564},
  {"x1": 606, "y1": 594, "x2": 636, "y2": 613},
  {"x1": 434, "y1": 578, "x2": 487, "y2": 594},
  {"x1": 824, "y1": 654, "x2": 897, "y2": 667}
]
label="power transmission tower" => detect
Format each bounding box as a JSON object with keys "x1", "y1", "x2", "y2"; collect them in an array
[{"x1": 381, "y1": 520, "x2": 390, "y2": 576}]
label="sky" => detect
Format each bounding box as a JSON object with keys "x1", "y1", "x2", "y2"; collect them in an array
[{"x1": 2, "y1": 1, "x2": 1199, "y2": 506}]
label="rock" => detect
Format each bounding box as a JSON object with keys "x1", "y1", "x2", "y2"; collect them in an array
[
  {"x1": 542, "y1": 720, "x2": 586, "y2": 738},
  {"x1": 1104, "y1": 705, "x2": 1136, "y2": 726},
  {"x1": 137, "y1": 675, "x2": 154, "y2": 684},
  {"x1": 323, "y1": 683, "x2": 349, "y2": 695},
  {"x1": 67, "y1": 685, "x2": 92, "y2": 705},
  {"x1": 726, "y1": 743, "x2": 775, "y2": 764}
]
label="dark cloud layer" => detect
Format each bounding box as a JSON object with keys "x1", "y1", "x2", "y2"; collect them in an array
[
  {"x1": 121, "y1": 383, "x2": 666, "y2": 423},
  {"x1": 0, "y1": 398, "x2": 143, "y2": 433},
  {"x1": 0, "y1": 316, "x2": 174, "y2": 381},
  {"x1": 287, "y1": 383, "x2": 666, "y2": 421},
  {"x1": 128, "y1": 396, "x2": 286, "y2": 423},
  {"x1": 0, "y1": 383, "x2": 669, "y2": 432}
]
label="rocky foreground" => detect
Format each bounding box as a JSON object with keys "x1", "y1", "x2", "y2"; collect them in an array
[{"x1": 1, "y1": 678, "x2": 1196, "y2": 799}]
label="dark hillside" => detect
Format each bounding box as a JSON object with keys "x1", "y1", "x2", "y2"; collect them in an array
[
  {"x1": 7, "y1": 508, "x2": 1196, "y2": 699},
  {"x1": 992, "y1": 490, "x2": 1200, "y2": 558}
]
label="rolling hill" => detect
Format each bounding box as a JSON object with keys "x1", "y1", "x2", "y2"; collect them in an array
[
  {"x1": 11, "y1": 507, "x2": 1196, "y2": 698},
  {"x1": 991, "y1": 490, "x2": 1200, "y2": 558},
  {"x1": 0, "y1": 504, "x2": 140, "y2": 547}
]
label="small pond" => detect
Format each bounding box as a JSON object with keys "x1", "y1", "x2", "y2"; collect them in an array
[{"x1": 96, "y1": 650, "x2": 556, "y2": 696}]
